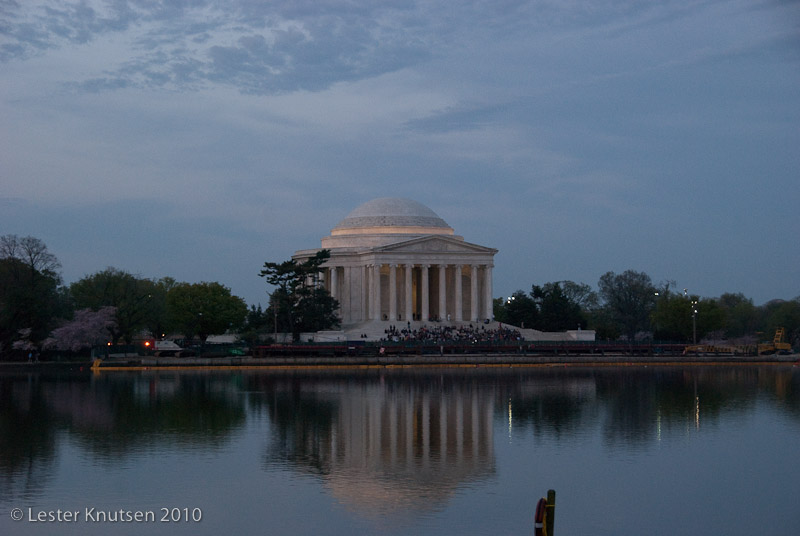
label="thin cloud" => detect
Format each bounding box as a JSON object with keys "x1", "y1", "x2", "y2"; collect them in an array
[{"x1": 2, "y1": 0, "x2": 432, "y2": 93}]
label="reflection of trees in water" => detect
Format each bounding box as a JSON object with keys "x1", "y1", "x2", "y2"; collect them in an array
[
  {"x1": 0, "y1": 374, "x2": 59, "y2": 502},
  {"x1": 493, "y1": 366, "x2": 800, "y2": 448},
  {"x1": 499, "y1": 369, "x2": 598, "y2": 439},
  {"x1": 593, "y1": 366, "x2": 800, "y2": 448},
  {"x1": 0, "y1": 371, "x2": 248, "y2": 501},
  {"x1": 264, "y1": 389, "x2": 338, "y2": 473},
  {"x1": 66, "y1": 372, "x2": 247, "y2": 459},
  {"x1": 596, "y1": 368, "x2": 661, "y2": 446}
]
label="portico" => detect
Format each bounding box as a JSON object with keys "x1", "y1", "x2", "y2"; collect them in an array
[{"x1": 293, "y1": 198, "x2": 497, "y2": 326}]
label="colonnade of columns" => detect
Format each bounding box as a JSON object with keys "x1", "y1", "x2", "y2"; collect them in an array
[{"x1": 326, "y1": 262, "x2": 493, "y2": 324}]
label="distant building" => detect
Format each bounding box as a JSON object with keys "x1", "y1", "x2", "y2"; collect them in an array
[{"x1": 293, "y1": 197, "x2": 497, "y2": 326}]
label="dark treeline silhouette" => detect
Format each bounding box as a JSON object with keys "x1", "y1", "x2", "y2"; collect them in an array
[{"x1": 2, "y1": 237, "x2": 797, "y2": 359}]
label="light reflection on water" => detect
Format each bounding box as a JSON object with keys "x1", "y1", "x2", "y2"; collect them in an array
[{"x1": 1, "y1": 365, "x2": 799, "y2": 535}]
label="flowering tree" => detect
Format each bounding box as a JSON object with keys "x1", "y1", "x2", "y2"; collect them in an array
[
  {"x1": 69, "y1": 268, "x2": 160, "y2": 344},
  {"x1": 11, "y1": 328, "x2": 37, "y2": 352},
  {"x1": 44, "y1": 307, "x2": 117, "y2": 352}
]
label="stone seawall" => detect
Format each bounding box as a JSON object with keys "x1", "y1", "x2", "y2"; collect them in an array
[{"x1": 90, "y1": 353, "x2": 800, "y2": 370}]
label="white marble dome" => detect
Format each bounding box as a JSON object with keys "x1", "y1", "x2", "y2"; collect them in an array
[
  {"x1": 297, "y1": 196, "x2": 497, "y2": 325},
  {"x1": 331, "y1": 197, "x2": 453, "y2": 236}
]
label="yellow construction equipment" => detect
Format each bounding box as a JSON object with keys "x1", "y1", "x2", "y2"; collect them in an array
[
  {"x1": 758, "y1": 327, "x2": 793, "y2": 355},
  {"x1": 683, "y1": 328, "x2": 793, "y2": 356},
  {"x1": 683, "y1": 343, "x2": 755, "y2": 356}
]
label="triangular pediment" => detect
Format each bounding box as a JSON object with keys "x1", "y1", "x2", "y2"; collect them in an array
[{"x1": 372, "y1": 235, "x2": 497, "y2": 254}]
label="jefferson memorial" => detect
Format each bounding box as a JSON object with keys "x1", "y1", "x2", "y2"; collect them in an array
[{"x1": 293, "y1": 198, "x2": 497, "y2": 326}]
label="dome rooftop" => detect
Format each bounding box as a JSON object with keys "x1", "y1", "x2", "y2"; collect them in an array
[{"x1": 332, "y1": 197, "x2": 452, "y2": 234}]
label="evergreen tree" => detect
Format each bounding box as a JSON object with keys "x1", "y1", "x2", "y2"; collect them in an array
[{"x1": 259, "y1": 250, "x2": 339, "y2": 341}]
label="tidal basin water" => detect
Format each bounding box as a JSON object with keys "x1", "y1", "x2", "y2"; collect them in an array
[{"x1": 1, "y1": 365, "x2": 799, "y2": 536}]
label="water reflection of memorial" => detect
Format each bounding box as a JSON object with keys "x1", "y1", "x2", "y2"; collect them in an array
[
  {"x1": 2, "y1": 365, "x2": 797, "y2": 514},
  {"x1": 261, "y1": 374, "x2": 496, "y2": 517}
]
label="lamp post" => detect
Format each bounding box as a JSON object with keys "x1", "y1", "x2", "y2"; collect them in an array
[
  {"x1": 691, "y1": 299, "x2": 698, "y2": 344},
  {"x1": 653, "y1": 292, "x2": 660, "y2": 339},
  {"x1": 501, "y1": 296, "x2": 516, "y2": 328},
  {"x1": 197, "y1": 312, "x2": 204, "y2": 354}
]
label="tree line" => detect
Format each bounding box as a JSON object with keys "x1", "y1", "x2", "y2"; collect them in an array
[
  {"x1": 0, "y1": 235, "x2": 340, "y2": 357},
  {"x1": 493, "y1": 270, "x2": 800, "y2": 346},
  {"x1": 1, "y1": 235, "x2": 797, "y2": 359},
  {"x1": 1, "y1": 235, "x2": 248, "y2": 358}
]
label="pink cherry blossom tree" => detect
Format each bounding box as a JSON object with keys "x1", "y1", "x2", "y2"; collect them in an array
[{"x1": 44, "y1": 307, "x2": 117, "y2": 352}]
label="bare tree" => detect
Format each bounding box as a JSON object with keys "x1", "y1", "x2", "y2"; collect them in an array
[
  {"x1": 0, "y1": 235, "x2": 63, "y2": 353},
  {"x1": 18, "y1": 235, "x2": 61, "y2": 275},
  {"x1": 0, "y1": 234, "x2": 61, "y2": 282}
]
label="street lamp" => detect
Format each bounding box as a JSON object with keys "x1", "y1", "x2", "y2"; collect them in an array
[
  {"x1": 197, "y1": 312, "x2": 204, "y2": 352},
  {"x1": 654, "y1": 292, "x2": 660, "y2": 337},
  {"x1": 691, "y1": 300, "x2": 698, "y2": 344}
]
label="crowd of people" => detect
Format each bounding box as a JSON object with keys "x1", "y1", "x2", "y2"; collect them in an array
[{"x1": 381, "y1": 323, "x2": 522, "y2": 344}]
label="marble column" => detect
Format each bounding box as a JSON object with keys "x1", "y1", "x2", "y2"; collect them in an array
[
  {"x1": 329, "y1": 266, "x2": 338, "y2": 300},
  {"x1": 421, "y1": 265, "x2": 430, "y2": 322},
  {"x1": 454, "y1": 264, "x2": 463, "y2": 321},
  {"x1": 366, "y1": 264, "x2": 373, "y2": 320},
  {"x1": 342, "y1": 266, "x2": 351, "y2": 323},
  {"x1": 483, "y1": 265, "x2": 493, "y2": 321},
  {"x1": 360, "y1": 265, "x2": 367, "y2": 323},
  {"x1": 373, "y1": 264, "x2": 382, "y2": 321},
  {"x1": 405, "y1": 263, "x2": 413, "y2": 322},
  {"x1": 470, "y1": 264, "x2": 479, "y2": 322},
  {"x1": 439, "y1": 264, "x2": 447, "y2": 321},
  {"x1": 389, "y1": 264, "x2": 397, "y2": 321}
]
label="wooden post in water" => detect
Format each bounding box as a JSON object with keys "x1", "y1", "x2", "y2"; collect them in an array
[{"x1": 534, "y1": 490, "x2": 556, "y2": 536}]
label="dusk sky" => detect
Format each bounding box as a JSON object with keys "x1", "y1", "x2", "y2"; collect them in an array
[{"x1": 2, "y1": 0, "x2": 798, "y2": 308}]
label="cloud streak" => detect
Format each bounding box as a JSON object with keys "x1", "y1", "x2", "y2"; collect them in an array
[
  {"x1": 3, "y1": 1, "x2": 736, "y2": 93},
  {"x1": 2, "y1": 0, "x2": 436, "y2": 93}
]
